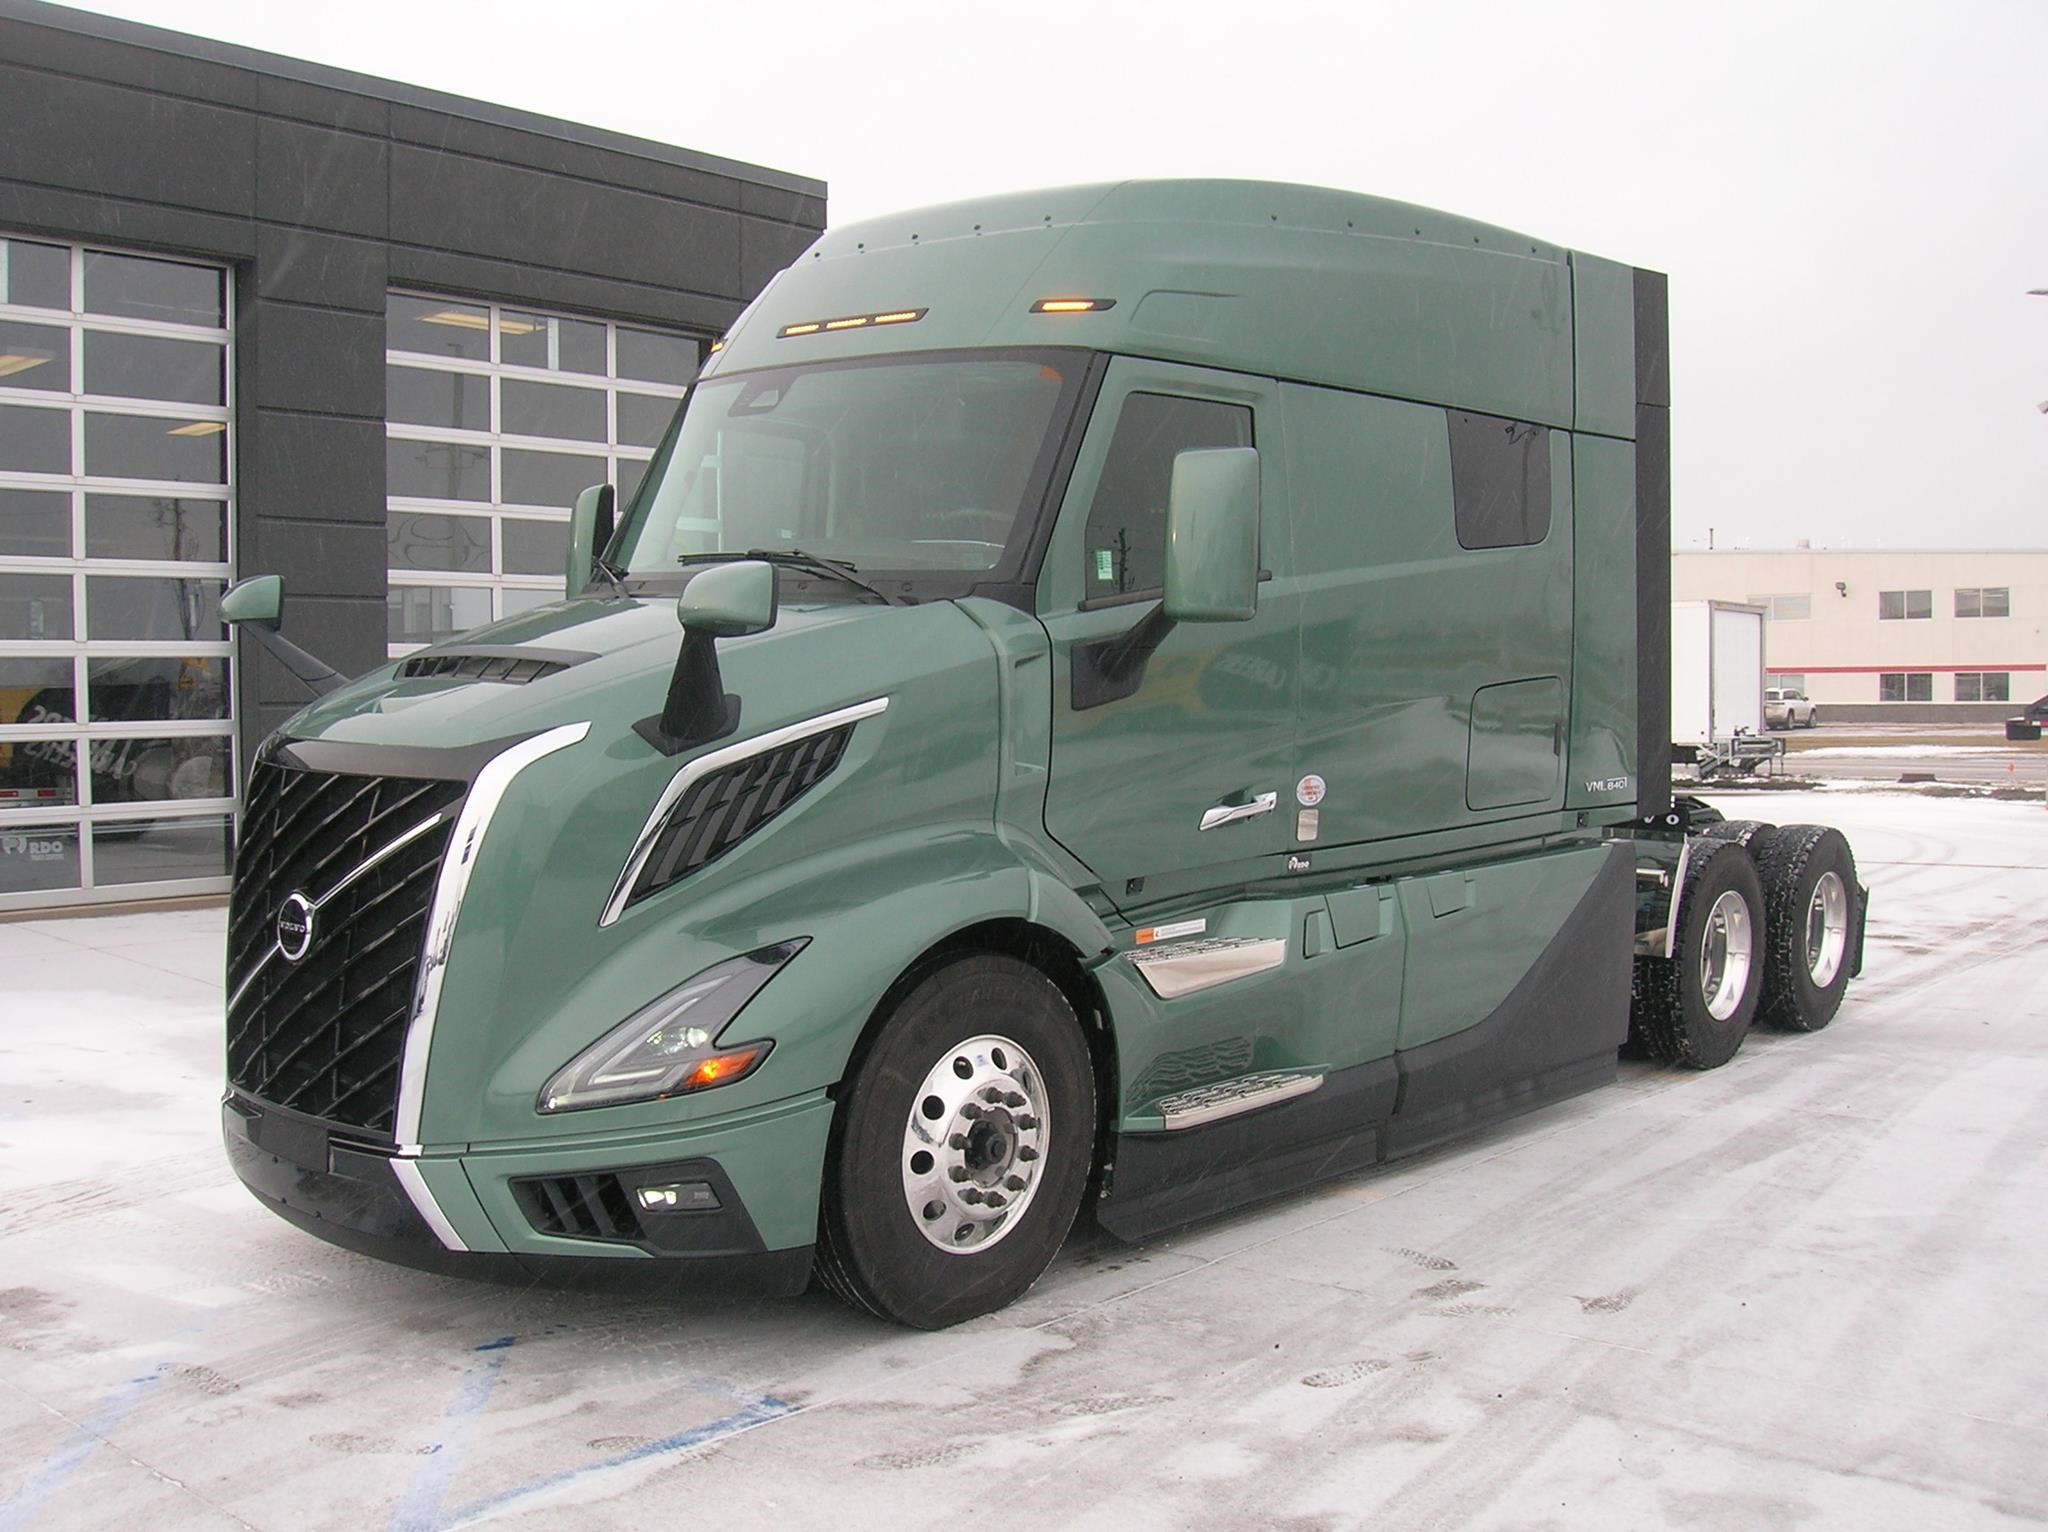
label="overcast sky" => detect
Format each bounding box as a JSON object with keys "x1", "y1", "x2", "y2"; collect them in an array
[{"x1": 65, "y1": 0, "x2": 2048, "y2": 551}]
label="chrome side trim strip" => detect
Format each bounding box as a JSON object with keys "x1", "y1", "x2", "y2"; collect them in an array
[
  {"x1": 224, "y1": 812, "x2": 449, "y2": 1015},
  {"x1": 390, "y1": 1157, "x2": 470, "y2": 1252},
  {"x1": 1663, "y1": 836, "x2": 1695, "y2": 959},
  {"x1": 598, "y1": 696, "x2": 890, "y2": 929},
  {"x1": 394, "y1": 722, "x2": 590, "y2": 1149},
  {"x1": 1129, "y1": 935, "x2": 1289, "y2": 1000},
  {"x1": 1199, "y1": 791, "x2": 1277, "y2": 832}
]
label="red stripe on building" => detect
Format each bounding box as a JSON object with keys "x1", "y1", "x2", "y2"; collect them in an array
[{"x1": 1766, "y1": 664, "x2": 2047, "y2": 675}]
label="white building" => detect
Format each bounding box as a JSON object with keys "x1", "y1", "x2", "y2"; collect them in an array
[{"x1": 1672, "y1": 549, "x2": 2048, "y2": 721}]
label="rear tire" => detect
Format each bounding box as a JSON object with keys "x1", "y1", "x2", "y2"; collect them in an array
[
  {"x1": 1755, "y1": 825, "x2": 1857, "y2": 1033},
  {"x1": 1697, "y1": 818, "x2": 1776, "y2": 852},
  {"x1": 815, "y1": 954, "x2": 1095, "y2": 1329},
  {"x1": 1632, "y1": 839, "x2": 1765, "y2": 1070}
]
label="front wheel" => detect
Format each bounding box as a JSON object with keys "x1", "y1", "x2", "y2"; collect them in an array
[{"x1": 815, "y1": 954, "x2": 1096, "y2": 1328}]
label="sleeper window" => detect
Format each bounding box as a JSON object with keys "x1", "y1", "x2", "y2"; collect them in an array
[{"x1": 1449, "y1": 410, "x2": 1551, "y2": 550}]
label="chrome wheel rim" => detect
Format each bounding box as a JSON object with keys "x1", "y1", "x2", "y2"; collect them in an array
[
  {"x1": 1699, "y1": 889, "x2": 1754, "y2": 1022},
  {"x1": 1805, "y1": 871, "x2": 1849, "y2": 988},
  {"x1": 900, "y1": 1033, "x2": 1047, "y2": 1256}
]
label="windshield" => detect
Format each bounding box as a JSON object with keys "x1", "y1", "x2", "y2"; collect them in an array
[{"x1": 613, "y1": 350, "x2": 1087, "y2": 587}]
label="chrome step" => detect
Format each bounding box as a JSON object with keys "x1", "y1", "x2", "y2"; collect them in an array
[
  {"x1": 1128, "y1": 935, "x2": 1288, "y2": 999},
  {"x1": 1154, "y1": 1070, "x2": 1324, "y2": 1131}
]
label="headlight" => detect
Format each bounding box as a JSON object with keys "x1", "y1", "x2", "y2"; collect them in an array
[{"x1": 537, "y1": 939, "x2": 804, "y2": 1113}]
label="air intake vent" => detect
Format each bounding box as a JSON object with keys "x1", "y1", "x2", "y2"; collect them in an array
[
  {"x1": 513, "y1": 1173, "x2": 647, "y2": 1245},
  {"x1": 226, "y1": 760, "x2": 468, "y2": 1138},
  {"x1": 625, "y1": 724, "x2": 852, "y2": 910},
  {"x1": 397, "y1": 651, "x2": 569, "y2": 684}
]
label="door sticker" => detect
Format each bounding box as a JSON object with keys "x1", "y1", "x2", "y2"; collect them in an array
[
  {"x1": 1296, "y1": 774, "x2": 1327, "y2": 807},
  {"x1": 1135, "y1": 918, "x2": 1207, "y2": 946}
]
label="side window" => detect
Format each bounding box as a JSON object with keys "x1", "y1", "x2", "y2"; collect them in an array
[
  {"x1": 1082, "y1": 393, "x2": 1252, "y2": 599},
  {"x1": 1448, "y1": 410, "x2": 1551, "y2": 550}
]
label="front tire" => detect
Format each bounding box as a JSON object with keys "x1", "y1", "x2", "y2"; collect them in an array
[
  {"x1": 1632, "y1": 839, "x2": 1766, "y2": 1070},
  {"x1": 815, "y1": 954, "x2": 1095, "y2": 1328}
]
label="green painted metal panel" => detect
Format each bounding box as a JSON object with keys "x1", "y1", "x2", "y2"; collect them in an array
[
  {"x1": 1395, "y1": 842, "x2": 1612, "y2": 1051},
  {"x1": 1466, "y1": 676, "x2": 1564, "y2": 810},
  {"x1": 1284, "y1": 381, "x2": 1572, "y2": 857},
  {"x1": 1039, "y1": 358, "x2": 1300, "y2": 907},
  {"x1": 1571, "y1": 252, "x2": 1637, "y2": 439},
  {"x1": 1567, "y1": 435, "x2": 1640, "y2": 811},
  {"x1": 709, "y1": 180, "x2": 1574, "y2": 429}
]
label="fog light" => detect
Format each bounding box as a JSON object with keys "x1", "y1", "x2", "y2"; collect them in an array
[{"x1": 635, "y1": 1181, "x2": 720, "y2": 1213}]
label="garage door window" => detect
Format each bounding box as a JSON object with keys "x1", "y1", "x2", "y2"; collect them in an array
[
  {"x1": 0, "y1": 235, "x2": 235, "y2": 910},
  {"x1": 385, "y1": 293, "x2": 700, "y2": 652}
]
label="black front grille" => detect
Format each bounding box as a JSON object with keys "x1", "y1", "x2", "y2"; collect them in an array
[
  {"x1": 227, "y1": 759, "x2": 469, "y2": 1137},
  {"x1": 513, "y1": 1173, "x2": 647, "y2": 1245},
  {"x1": 397, "y1": 652, "x2": 568, "y2": 684},
  {"x1": 625, "y1": 725, "x2": 852, "y2": 910}
]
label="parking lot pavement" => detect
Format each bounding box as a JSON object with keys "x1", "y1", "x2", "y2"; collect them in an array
[{"x1": 2, "y1": 792, "x2": 2044, "y2": 1530}]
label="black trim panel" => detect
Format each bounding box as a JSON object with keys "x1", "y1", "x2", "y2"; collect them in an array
[
  {"x1": 1098, "y1": 843, "x2": 1634, "y2": 1240},
  {"x1": 222, "y1": 1098, "x2": 811, "y2": 1296},
  {"x1": 1633, "y1": 266, "x2": 1672, "y2": 820},
  {"x1": 264, "y1": 730, "x2": 535, "y2": 784}
]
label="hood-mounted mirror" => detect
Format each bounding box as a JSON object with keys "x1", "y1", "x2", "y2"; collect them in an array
[{"x1": 634, "y1": 561, "x2": 779, "y2": 754}]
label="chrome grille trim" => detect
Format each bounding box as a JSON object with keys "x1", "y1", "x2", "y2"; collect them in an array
[{"x1": 393, "y1": 721, "x2": 590, "y2": 1151}]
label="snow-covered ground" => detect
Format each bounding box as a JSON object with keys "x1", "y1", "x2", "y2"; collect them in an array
[{"x1": 1, "y1": 792, "x2": 2044, "y2": 1530}]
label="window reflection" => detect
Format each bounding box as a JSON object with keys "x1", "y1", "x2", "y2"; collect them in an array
[
  {"x1": 503, "y1": 448, "x2": 604, "y2": 509},
  {"x1": 0, "y1": 823, "x2": 79, "y2": 894},
  {"x1": 0, "y1": 238, "x2": 69, "y2": 310},
  {"x1": 388, "y1": 512, "x2": 491, "y2": 573},
  {"x1": 82, "y1": 331, "x2": 225, "y2": 406},
  {"x1": 84, "y1": 495, "x2": 227, "y2": 562},
  {"x1": 85, "y1": 576, "x2": 224, "y2": 642},
  {"x1": 82, "y1": 251, "x2": 223, "y2": 328},
  {"x1": 501, "y1": 518, "x2": 568, "y2": 576},
  {"x1": 0, "y1": 487, "x2": 72, "y2": 558},
  {"x1": 0, "y1": 572, "x2": 74, "y2": 639},
  {"x1": 0, "y1": 319, "x2": 70, "y2": 391},
  {"x1": 0, "y1": 402, "x2": 70, "y2": 475},
  {"x1": 83, "y1": 412, "x2": 228, "y2": 484},
  {"x1": 85, "y1": 734, "x2": 231, "y2": 805},
  {"x1": 387, "y1": 584, "x2": 492, "y2": 645},
  {"x1": 86, "y1": 656, "x2": 230, "y2": 723},
  {"x1": 93, "y1": 815, "x2": 232, "y2": 886},
  {"x1": 502, "y1": 311, "x2": 604, "y2": 374},
  {"x1": 387, "y1": 295, "x2": 489, "y2": 360},
  {"x1": 387, "y1": 366, "x2": 488, "y2": 431}
]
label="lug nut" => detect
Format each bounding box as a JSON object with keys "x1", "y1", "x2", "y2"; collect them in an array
[
  {"x1": 1015, "y1": 1115, "x2": 1039, "y2": 1131},
  {"x1": 1005, "y1": 1175, "x2": 1026, "y2": 1191},
  {"x1": 948, "y1": 1133, "x2": 969, "y2": 1150},
  {"x1": 985, "y1": 1193, "x2": 1007, "y2": 1209},
  {"x1": 1018, "y1": 1146, "x2": 1039, "y2": 1161},
  {"x1": 960, "y1": 1187, "x2": 984, "y2": 1204},
  {"x1": 1005, "y1": 1092, "x2": 1026, "y2": 1108},
  {"x1": 949, "y1": 1166, "x2": 969, "y2": 1182},
  {"x1": 982, "y1": 1087, "x2": 1003, "y2": 1103},
  {"x1": 961, "y1": 1103, "x2": 983, "y2": 1120}
]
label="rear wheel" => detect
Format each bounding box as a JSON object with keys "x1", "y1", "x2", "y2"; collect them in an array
[
  {"x1": 1755, "y1": 825, "x2": 1857, "y2": 1032},
  {"x1": 815, "y1": 954, "x2": 1095, "y2": 1329},
  {"x1": 1632, "y1": 839, "x2": 1765, "y2": 1069}
]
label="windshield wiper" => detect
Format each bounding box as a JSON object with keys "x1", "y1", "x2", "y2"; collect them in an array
[
  {"x1": 590, "y1": 552, "x2": 628, "y2": 595},
  {"x1": 676, "y1": 549, "x2": 911, "y2": 607}
]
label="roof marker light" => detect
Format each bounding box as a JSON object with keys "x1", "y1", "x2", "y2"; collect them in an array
[
  {"x1": 1031, "y1": 298, "x2": 1117, "y2": 314},
  {"x1": 777, "y1": 308, "x2": 927, "y2": 339}
]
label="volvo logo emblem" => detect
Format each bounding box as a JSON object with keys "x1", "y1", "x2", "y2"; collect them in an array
[{"x1": 276, "y1": 892, "x2": 316, "y2": 962}]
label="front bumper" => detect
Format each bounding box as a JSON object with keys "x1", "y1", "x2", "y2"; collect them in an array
[{"x1": 221, "y1": 1092, "x2": 826, "y2": 1297}]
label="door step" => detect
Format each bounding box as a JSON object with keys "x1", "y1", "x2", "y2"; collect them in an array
[
  {"x1": 1155, "y1": 1070, "x2": 1324, "y2": 1131},
  {"x1": 1128, "y1": 935, "x2": 1288, "y2": 999}
]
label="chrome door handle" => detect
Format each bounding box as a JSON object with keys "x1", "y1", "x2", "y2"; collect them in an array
[{"x1": 1200, "y1": 791, "x2": 1277, "y2": 831}]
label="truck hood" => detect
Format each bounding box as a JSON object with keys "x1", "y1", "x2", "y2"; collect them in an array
[{"x1": 277, "y1": 592, "x2": 947, "y2": 754}]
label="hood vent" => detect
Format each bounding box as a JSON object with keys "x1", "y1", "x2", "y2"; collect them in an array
[
  {"x1": 397, "y1": 645, "x2": 594, "y2": 685},
  {"x1": 625, "y1": 724, "x2": 852, "y2": 909}
]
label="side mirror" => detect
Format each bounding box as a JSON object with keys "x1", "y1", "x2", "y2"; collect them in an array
[
  {"x1": 1163, "y1": 447, "x2": 1260, "y2": 623},
  {"x1": 566, "y1": 483, "x2": 617, "y2": 597},
  {"x1": 220, "y1": 574, "x2": 284, "y2": 631},
  {"x1": 641, "y1": 561, "x2": 778, "y2": 753},
  {"x1": 219, "y1": 574, "x2": 344, "y2": 695},
  {"x1": 676, "y1": 560, "x2": 778, "y2": 638}
]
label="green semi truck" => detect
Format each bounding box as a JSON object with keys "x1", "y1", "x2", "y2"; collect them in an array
[{"x1": 219, "y1": 181, "x2": 1865, "y2": 1328}]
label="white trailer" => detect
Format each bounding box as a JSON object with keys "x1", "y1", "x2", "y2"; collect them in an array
[{"x1": 1671, "y1": 600, "x2": 1781, "y2": 777}]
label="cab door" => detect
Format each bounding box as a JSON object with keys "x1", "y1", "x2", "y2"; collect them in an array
[{"x1": 1039, "y1": 360, "x2": 1298, "y2": 910}]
